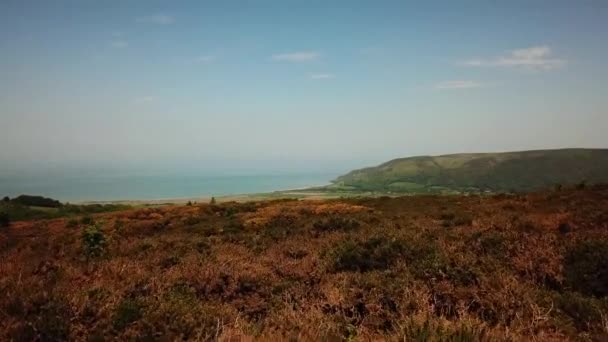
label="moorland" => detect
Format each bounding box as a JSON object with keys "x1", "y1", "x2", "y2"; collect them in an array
[{"x1": 1, "y1": 185, "x2": 607, "y2": 340}]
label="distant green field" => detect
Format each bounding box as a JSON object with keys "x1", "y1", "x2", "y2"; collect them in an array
[
  {"x1": 0, "y1": 201, "x2": 131, "y2": 222},
  {"x1": 332, "y1": 148, "x2": 608, "y2": 193}
]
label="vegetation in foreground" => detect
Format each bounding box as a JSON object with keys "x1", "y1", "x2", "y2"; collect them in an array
[{"x1": 1, "y1": 186, "x2": 608, "y2": 340}]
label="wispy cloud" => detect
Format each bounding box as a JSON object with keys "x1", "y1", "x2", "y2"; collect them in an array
[
  {"x1": 462, "y1": 46, "x2": 566, "y2": 70},
  {"x1": 310, "y1": 73, "x2": 334, "y2": 80},
  {"x1": 272, "y1": 51, "x2": 320, "y2": 62},
  {"x1": 196, "y1": 55, "x2": 215, "y2": 64},
  {"x1": 136, "y1": 14, "x2": 174, "y2": 25},
  {"x1": 110, "y1": 40, "x2": 129, "y2": 48},
  {"x1": 435, "y1": 80, "x2": 483, "y2": 90}
]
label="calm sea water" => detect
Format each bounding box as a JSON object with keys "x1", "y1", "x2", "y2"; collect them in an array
[{"x1": 0, "y1": 173, "x2": 338, "y2": 202}]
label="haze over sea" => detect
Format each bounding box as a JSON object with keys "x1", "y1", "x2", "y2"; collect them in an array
[{"x1": 0, "y1": 171, "x2": 338, "y2": 203}]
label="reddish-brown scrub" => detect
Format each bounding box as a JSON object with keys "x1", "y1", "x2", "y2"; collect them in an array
[{"x1": 1, "y1": 186, "x2": 608, "y2": 340}]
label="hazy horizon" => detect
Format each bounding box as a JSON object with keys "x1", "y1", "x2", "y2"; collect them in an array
[{"x1": 2, "y1": 1, "x2": 608, "y2": 176}]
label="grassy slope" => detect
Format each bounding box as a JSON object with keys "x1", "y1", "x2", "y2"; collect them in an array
[
  {"x1": 334, "y1": 148, "x2": 608, "y2": 193},
  {"x1": 1, "y1": 186, "x2": 608, "y2": 340}
]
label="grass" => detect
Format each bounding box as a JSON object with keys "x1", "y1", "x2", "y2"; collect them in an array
[
  {"x1": 0, "y1": 201, "x2": 131, "y2": 222},
  {"x1": 334, "y1": 148, "x2": 608, "y2": 193},
  {"x1": 1, "y1": 185, "x2": 608, "y2": 340}
]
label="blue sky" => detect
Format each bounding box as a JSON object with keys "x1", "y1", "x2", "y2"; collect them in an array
[{"x1": 1, "y1": 1, "x2": 607, "y2": 175}]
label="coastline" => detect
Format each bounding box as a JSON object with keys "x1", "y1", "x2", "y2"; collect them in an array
[{"x1": 75, "y1": 183, "x2": 338, "y2": 206}]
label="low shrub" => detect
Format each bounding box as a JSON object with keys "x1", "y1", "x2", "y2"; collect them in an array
[
  {"x1": 285, "y1": 249, "x2": 308, "y2": 259},
  {"x1": 82, "y1": 224, "x2": 107, "y2": 258},
  {"x1": 0, "y1": 211, "x2": 9, "y2": 227},
  {"x1": 329, "y1": 235, "x2": 476, "y2": 283},
  {"x1": 329, "y1": 237, "x2": 407, "y2": 272},
  {"x1": 478, "y1": 232, "x2": 508, "y2": 259},
  {"x1": 555, "y1": 291, "x2": 608, "y2": 332},
  {"x1": 261, "y1": 214, "x2": 299, "y2": 240},
  {"x1": 9, "y1": 296, "x2": 72, "y2": 341},
  {"x1": 66, "y1": 218, "x2": 78, "y2": 228},
  {"x1": 222, "y1": 220, "x2": 245, "y2": 235},
  {"x1": 313, "y1": 216, "x2": 361, "y2": 232},
  {"x1": 564, "y1": 240, "x2": 608, "y2": 297},
  {"x1": 80, "y1": 216, "x2": 94, "y2": 225},
  {"x1": 11, "y1": 194, "x2": 62, "y2": 208},
  {"x1": 113, "y1": 298, "x2": 143, "y2": 331},
  {"x1": 440, "y1": 212, "x2": 473, "y2": 228},
  {"x1": 160, "y1": 255, "x2": 181, "y2": 269}
]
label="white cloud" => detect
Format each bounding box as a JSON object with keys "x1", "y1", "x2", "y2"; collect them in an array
[
  {"x1": 462, "y1": 45, "x2": 566, "y2": 70},
  {"x1": 136, "y1": 14, "x2": 174, "y2": 25},
  {"x1": 272, "y1": 51, "x2": 320, "y2": 62},
  {"x1": 196, "y1": 55, "x2": 215, "y2": 64},
  {"x1": 310, "y1": 73, "x2": 334, "y2": 80},
  {"x1": 110, "y1": 40, "x2": 128, "y2": 48},
  {"x1": 435, "y1": 80, "x2": 483, "y2": 90}
]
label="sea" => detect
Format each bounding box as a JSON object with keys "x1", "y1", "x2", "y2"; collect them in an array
[{"x1": 0, "y1": 172, "x2": 339, "y2": 203}]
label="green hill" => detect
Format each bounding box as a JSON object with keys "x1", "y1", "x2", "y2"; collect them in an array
[{"x1": 333, "y1": 148, "x2": 608, "y2": 193}]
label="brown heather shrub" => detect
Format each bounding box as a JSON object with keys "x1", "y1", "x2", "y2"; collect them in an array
[{"x1": 2, "y1": 185, "x2": 608, "y2": 340}]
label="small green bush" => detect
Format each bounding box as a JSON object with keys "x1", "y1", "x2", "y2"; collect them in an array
[
  {"x1": 478, "y1": 232, "x2": 508, "y2": 259},
  {"x1": 31, "y1": 298, "x2": 72, "y2": 341},
  {"x1": 113, "y1": 298, "x2": 143, "y2": 331},
  {"x1": 80, "y1": 216, "x2": 94, "y2": 225},
  {"x1": 223, "y1": 219, "x2": 245, "y2": 235},
  {"x1": 330, "y1": 237, "x2": 406, "y2": 272},
  {"x1": 404, "y1": 241, "x2": 467, "y2": 283},
  {"x1": 313, "y1": 216, "x2": 361, "y2": 232},
  {"x1": 82, "y1": 224, "x2": 107, "y2": 258},
  {"x1": 564, "y1": 240, "x2": 608, "y2": 297},
  {"x1": 66, "y1": 218, "x2": 78, "y2": 228},
  {"x1": 555, "y1": 291, "x2": 608, "y2": 331},
  {"x1": 12, "y1": 194, "x2": 62, "y2": 208},
  {"x1": 440, "y1": 212, "x2": 473, "y2": 228},
  {"x1": 329, "y1": 235, "x2": 476, "y2": 283},
  {"x1": 261, "y1": 214, "x2": 299, "y2": 240}
]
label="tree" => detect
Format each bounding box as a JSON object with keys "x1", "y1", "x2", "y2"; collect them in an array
[
  {"x1": 12, "y1": 195, "x2": 62, "y2": 208},
  {"x1": 2, "y1": 196, "x2": 9, "y2": 202},
  {"x1": 210, "y1": 197, "x2": 216, "y2": 205}
]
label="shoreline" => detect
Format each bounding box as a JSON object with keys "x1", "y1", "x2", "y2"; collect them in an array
[{"x1": 75, "y1": 183, "x2": 336, "y2": 206}]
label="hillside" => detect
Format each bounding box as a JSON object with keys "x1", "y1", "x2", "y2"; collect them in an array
[
  {"x1": 1, "y1": 186, "x2": 608, "y2": 340},
  {"x1": 333, "y1": 148, "x2": 608, "y2": 193}
]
